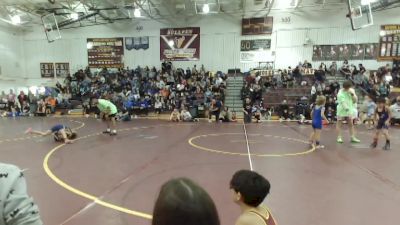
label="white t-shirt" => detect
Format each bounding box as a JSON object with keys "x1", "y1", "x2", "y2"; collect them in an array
[
  {"x1": 390, "y1": 103, "x2": 400, "y2": 119},
  {"x1": 181, "y1": 111, "x2": 192, "y2": 121}
]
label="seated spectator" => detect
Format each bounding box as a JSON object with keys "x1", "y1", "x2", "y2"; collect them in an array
[
  {"x1": 219, "y1": 107, "x2": 234, "y2": 122},
  {"x1": 340, "y1": 60, "x2": 351, "y2": 79},
  {"x1": 154, "y1": 98, "x2": 163, "y2": 114},
  {"x1": 279, "y1": 100, "x2": 290, "y2": 121},
  {"x1": 390, "y1": 96, "x2": 400, "y2": 125},
  {"x1": 0, "y1": 163, "x2": 43, "y2": 225},
  {"x1": 230, "y1": 170, "x2": 276, "y2": 225},
  {"x1": 181, "y1": 107, "x2": 198, "y2": 122},
  {"x1": 329, "y1": 61, "x2": 337, "y2": 76},
  {"x1": 152, "y1": 178, "x2": 220, "y2": 225},
  {"x1": 170, "y1": 108, "x2": 180, "y2": 122}
]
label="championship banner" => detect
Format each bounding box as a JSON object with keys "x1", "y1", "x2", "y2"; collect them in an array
[
  {"x1": 312, "y1": 43, "x2": 378, "y2": 61},
  {"x1": 87, "y1": 38, "x2": 124, "y2": 68},
  {"x1": 378, "y1": 25, "x2": 400, "y2": 60},
  {"x1": 160, "y1": 27, "x2": 200, "y2": 61},
  {"x1": 55, "y1": 63, "x2": 70, "y2": 78},
  {"x1": 125, "y1": 37, "x2": 149, "y2": 50}
]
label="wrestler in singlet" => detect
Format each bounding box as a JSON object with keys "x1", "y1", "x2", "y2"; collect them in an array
[{"x1": 247, "y1": 206, "x2": 277, "y2": 225}]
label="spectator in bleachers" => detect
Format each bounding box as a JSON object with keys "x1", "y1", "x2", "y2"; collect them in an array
[
  {"x1": 152, "y1": 178, "x2": 220, "y2": 225},
  {"x1": 279, "y1": 100, "x2": 290, "y2": 121},
  {"x1": 170, "y1": 108, "x2": 180, "y2": 122},
  {"x1": 7, "y1": 90, "x2": 16, "y2": 112}
]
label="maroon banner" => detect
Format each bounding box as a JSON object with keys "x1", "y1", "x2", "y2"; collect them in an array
[
  {"x1": 160, "y1": 27, "x2": 200, "y2": 61},
  {"x1": 87, "y1": 38, "x2": 124, "y2": 68}
]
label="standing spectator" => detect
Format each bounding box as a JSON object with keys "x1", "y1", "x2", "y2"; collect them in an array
[
  {"x1": 17, "y1": 91, "x2": 28, "y2": 108},
  {"x1": 230, "y1": 170, "x2": 276, "y2": 225},
  {"x1": 0, "y1": 163, "x2": 43, "y2": 225},
  {"x1": 208, "y1": 99, "x2": 222, "y2": 123},
  {"x1": 7, "y1": 89, "x2": 16, "y2": 112},
  {"x1": 242, "y1": 97, "x2": 253, "y2": 123},
  {"x1": 152, "y1": 178, "x2": 220, "y2": 225},
  {"x1": 329, "y1": 62, "x2": 337, "y2": 76}
]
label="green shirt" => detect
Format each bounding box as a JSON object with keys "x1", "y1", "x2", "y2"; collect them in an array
[
  {"x1": 97, "y1": 99, "x2": 117, "y2": 114},
  {"x1": 336, "y1": 89, "x2": 356, "y2": 117}
]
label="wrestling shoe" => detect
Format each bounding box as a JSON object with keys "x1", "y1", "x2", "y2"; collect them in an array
[
  {"x1": 351, "y1": 137, "x2": 361, "y2": 143},
  {"x1": 110, "y1": 132, "x2": 117, "y2": 136},
  {"x1": 103, "y1": 130, "x2": 111, "y2": 134},
  {"x1": 383, "y1": 143, "x2": 390, "y2": 150},
  {"x1": 370, "y1": 142, "x2": 377, "y2": 148},
  {"x1": 316, "y1": 145, "x2": 325, "y2": 149},
  {"x1": 336, "y1": 137, "x2": 343, "y2": 143}
]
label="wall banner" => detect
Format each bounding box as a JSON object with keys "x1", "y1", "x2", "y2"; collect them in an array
[
  {"x1": 160, "y1": 27, "x2": 200, "y2": 61},
  {"x1": 87, "y1": 38, "x2": 124, "y2": 68},
  {"x1": 40, "y1": 63, "x2": 55, "y2": 78},
  {"x1": 378, "y1": 24, "x2": 400, "y2": 61},
  {"x1": 125, "y1": 37, "x2": 149, "y2": 50},
  {"x1": 312, "y1": 43, "x2": 379, "y2": 61}
]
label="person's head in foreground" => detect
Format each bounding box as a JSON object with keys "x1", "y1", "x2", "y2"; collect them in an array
[
  {"x1": 230, "y1": 170, "x2": 275, "y2": 225},
  {"x1": 152, "y1": 178, "x2": 220, "y2": 225},
  {"x1": 230, "y1": 170, "x2": 270, "y2": 208}
]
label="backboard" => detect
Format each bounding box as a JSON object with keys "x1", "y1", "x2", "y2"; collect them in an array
[
  {"x1": 347, "y1": 0, "x2": 374, "y2": 31},
  {"x1": 41, "y1": 13, "x2": 61, "y2": 43}
]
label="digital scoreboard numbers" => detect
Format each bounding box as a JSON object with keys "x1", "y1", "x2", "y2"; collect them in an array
[{"x1": 379, "y1": 24, "x2": 400, "y2": 61}]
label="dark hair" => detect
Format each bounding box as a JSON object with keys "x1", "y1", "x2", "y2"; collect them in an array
[
  {"x1": 152, "y1": 178, "x2": 220, "y2": 225},
  {"x1": 342, "y1": 80, "x2": 353, "y2": 89},
  {"x1": 69, "y1": 132, "x2": 77, "y2": 140},
  {"x1": 377, "y1": 98, "x2": 386, "y2": 104},
  {"x1": 230, "y1": 170, "x2": 270, "y2": 207}
]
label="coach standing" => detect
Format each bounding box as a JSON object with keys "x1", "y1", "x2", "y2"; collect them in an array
[{"x1": 92, "y1": 98, "x2": 118, "y2": 136}]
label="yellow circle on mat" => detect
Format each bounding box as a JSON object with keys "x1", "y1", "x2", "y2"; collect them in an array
[
  {"x1": 43, "y1": 124, "x2": 162, "y2": 220},
  {"x1": 188, "y1": 133, "x2": 316, "y2": 157}
]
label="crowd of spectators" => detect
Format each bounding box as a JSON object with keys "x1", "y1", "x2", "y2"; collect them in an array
[
  {"x1": 0, "y1": 62, "x2": 228, "y2": 120},
  {"x1": 239, "y1": 59, "x2": 400, "y2": 123}
]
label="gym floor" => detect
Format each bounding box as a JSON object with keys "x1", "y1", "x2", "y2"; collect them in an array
[{"x1": 1, "y1": 117, "x2": 399, "y2": 225}]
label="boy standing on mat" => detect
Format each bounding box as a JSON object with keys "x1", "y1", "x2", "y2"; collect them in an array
[
  {"x1": 309, "y1": 95, "x2": 329, "y2": 149},
  {"x1": 25, "y1": 124, "x2": 77, "y2": 144},
  {"x1": 92, "y1": 98, "x2": 118, "y2": 136},
  {"x1": 230, "y1": 170, "x2": 277, "y2": 225},
  {"x1": 371, "y1": 98, "x2": 391, "y2": 150},
  {"x1": 336, "y1": 81, "x2": 360, "y2": 144}
]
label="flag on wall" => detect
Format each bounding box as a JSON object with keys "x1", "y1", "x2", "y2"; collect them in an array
[
  {"x1": 125, "y1": 37, "x2": 149, "y2": 50},
  {"x1": 160, "y1": 27, "x2": 200, "y2": 61}
]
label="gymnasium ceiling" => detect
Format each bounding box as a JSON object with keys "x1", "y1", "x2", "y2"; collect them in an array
[{"x1": 0, "y1": 0, "x2": 399, "y2": 28}]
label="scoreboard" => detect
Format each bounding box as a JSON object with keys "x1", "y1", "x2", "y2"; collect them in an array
[{"x1": 379, "y1": 24, "x2": 400, "y2": 61}]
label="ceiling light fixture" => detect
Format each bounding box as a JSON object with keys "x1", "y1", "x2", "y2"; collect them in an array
[
  {"x1": 134, "y1": 8, "x2": 141, "y2": 18},
  {"x1": 361, "y1": 0, "x2": 378, "y2": 5},
  {"x1": 203, "y1": 4, "x2": 210, "y2": 14},
  {"x1": 70, "y1": 13, "x2": 79, "y2": 20},
  {"x1": 10, "y1": 15, "x2": 21, "y2": 25}
]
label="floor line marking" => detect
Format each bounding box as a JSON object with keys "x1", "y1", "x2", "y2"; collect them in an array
[
  {"x1": 43, "y1": 125, "x2": 172, "y2": 221},
  {"x1": 242, "y1": 121, "x2": 254, "y2": 171},
  {"x1": 188, "y1": 133, "x2": 315, "y2": 157}
]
